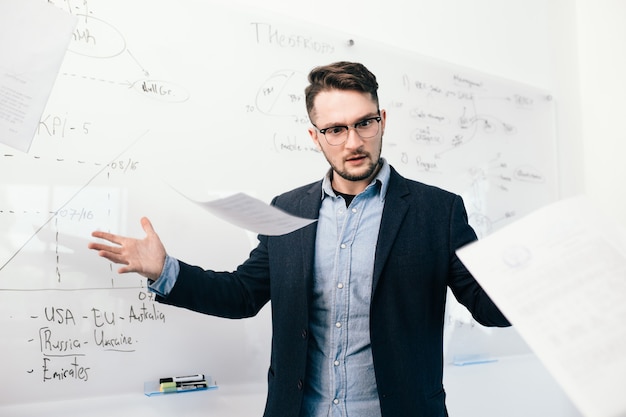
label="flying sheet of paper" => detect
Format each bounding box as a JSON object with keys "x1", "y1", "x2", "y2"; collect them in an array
[
  {"x1": 456, "y1": 195, "x2": 626, "y2": 417},
  {"x1": 182, "y1": 192, "x2": 317, "y2": 236},
  {"x1": 0, "y1": 0, "x2": 77, "y2": 152}
]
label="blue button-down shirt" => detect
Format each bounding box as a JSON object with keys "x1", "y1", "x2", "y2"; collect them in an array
[{"x1": 300, "y1": 160, "x2": 389, "y2": 417}]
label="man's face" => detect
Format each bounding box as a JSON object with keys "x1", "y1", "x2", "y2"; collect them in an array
[{"x1": 308, "y1": 89, "x2": 386, "y2": 194}]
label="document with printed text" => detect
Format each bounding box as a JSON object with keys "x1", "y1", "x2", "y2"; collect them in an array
[
  {"x1": 457, "y1": 196, "x2": 626, "y2": 417},
  {"x1": 181, "y1": 192, "x2": 317, "y2": 236},
  {"x1": 0, "y1": 0, "x2": 76, "y2": 152}
]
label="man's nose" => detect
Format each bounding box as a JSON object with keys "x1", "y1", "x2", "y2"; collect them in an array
[{"x1": 344, "y1": 126, "x2": 364, "y2": 149}]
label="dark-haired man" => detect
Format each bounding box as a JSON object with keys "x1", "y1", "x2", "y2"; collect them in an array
[{"x1": 89, "y1": 61, "x2": 510, "y2": 417}]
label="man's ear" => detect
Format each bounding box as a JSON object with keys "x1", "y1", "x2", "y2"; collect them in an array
[{"x1": 308, "y1": 127, "x2": 322, "y2": 151}]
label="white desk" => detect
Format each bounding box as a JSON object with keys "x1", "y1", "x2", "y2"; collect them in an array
[
  {"x1": 0, "y1": 382, "x2": 267, "y2": 417},
  {"x1": 0, "y1": 354, "x2": 582, "y2": 417},
  {"x1": 445, "y1": 354, "x2": 583, "y2": 416}
]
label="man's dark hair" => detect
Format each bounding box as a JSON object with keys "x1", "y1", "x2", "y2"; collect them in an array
[{"x1": 305, "y1": 61, "x2": 379, "y2": 119}]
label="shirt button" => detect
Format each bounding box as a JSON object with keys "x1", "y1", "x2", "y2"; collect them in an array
[
  {"x1": 333, "y1": 399, "x2": 339, "y2": 405},
  {"x1": 337, "y1": 283, "x2": 344, "y2": 289},
  {"x1": 335, "y1": 322, "x2": 342, "y2": 328},
  {"x1": 340, "y1": 243, "x2": 346, "y2": 249},
  {"x1": 351, "y1": 208, "x2": 357, "y2": 213},
  {"x1": 334, "y1": 360, "x2": 340, "y2": 366}
]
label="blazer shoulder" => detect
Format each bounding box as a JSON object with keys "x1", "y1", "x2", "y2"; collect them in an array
[{"x1": 269, "y1": 180, "x2": 322, "y2": 217}]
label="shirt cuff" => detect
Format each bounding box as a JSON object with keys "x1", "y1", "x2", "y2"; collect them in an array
[{"x1": 147, "y1": 254, "x2": 180, "y2": 297}]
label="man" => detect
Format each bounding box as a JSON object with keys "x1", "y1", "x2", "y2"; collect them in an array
[{"x1": 89, "y1": 61, "x2": 510, "y2": 417}]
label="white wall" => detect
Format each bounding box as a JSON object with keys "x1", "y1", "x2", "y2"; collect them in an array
[{"x1": 576, "y1": 0, "x2": 626, "y2": 227}]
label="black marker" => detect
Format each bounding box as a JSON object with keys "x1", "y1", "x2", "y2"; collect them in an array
[{"x1": 159, "y1": 373, "x2": 205, "y2": 384}]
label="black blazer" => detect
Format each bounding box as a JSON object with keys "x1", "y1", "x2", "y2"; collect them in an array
[{"x1": 159, "y1": 166, "x2": 510, "y2": 417}]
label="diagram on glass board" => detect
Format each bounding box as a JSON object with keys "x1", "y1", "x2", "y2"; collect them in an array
[
  {"x1": 244, "y1": 63, "x2": 556, "y2": 238},
  {"x1": 0, "y1": 0, "x2": 190, "y2": 291}
]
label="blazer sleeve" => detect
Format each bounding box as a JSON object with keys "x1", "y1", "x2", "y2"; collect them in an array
[
  {"x1": 447, "y1": 195, "x2": 511, "y2": 327},
  {"x1": 155, "y1": 234, "x2": 272, "y2": 319}
]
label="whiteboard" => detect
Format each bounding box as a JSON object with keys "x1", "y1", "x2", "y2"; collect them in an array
[{"x1": 0, "y1": 0, "x2": 557, "y2": 405}]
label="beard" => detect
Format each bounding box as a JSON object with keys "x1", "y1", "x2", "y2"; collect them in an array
[
  {"x1": 329, "y1": 136, "x2": 383, "y2": 183},
  {"x1": 334, "y1": 156, "x2": 381, "y2": 182}
]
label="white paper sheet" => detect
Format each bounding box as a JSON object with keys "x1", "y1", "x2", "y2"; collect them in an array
[
  {"x1": 456, "y1": 195, "x2": 626, "y2": 417},
  {"x1": 180, "y1": 191, "x2": 316, "y2": 236},
  {"x1": 0, "y1": 0, "x2": 76, "y2": 152}
]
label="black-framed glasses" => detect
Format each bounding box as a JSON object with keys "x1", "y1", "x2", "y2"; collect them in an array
[{"x1": 313, "y1": 115, "x2": 382, "y2": 146}]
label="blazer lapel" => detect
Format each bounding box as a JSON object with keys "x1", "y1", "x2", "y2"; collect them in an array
[
  {"x1": 297, "y1": 182, "x2": 323, "y2": 291},
  {"x1": 372, "y1": 168, "x2": 410, "y2": 294}
]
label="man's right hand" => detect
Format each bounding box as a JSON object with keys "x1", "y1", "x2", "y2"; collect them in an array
[{"x1": 88, "y1": 217, "x2": 166, "y2": 281}]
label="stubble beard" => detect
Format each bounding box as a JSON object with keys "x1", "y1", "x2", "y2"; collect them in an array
[
  {"x1": 335, "y1": 156, "x2": 381, "y2": 182},
  {"x1": 330, "y1": 141, "x2": 383, "y2": 183},
  {"x1": 321, "y1": 136, "x2": 383, "y2": 184}
]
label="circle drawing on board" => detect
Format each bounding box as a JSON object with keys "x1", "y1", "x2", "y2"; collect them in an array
[
  {"x1": 255, "y1": 70, "x2": 306, "y2": 117},
  {"x1": 69, "y1": 14, "x2": 127, "y2": 59}
]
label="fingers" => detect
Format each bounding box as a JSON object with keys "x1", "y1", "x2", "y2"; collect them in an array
[
  {"x1": 87, "y1": 238, "x2": 126, "y2": 264},
  {"x1": 95, "y1": 249, "x2": 129, "y2": 265},
  {"x1": 118, "y1": 265, "x2": 133, "y2": 274},
  {"x1": 88, "y1": 217, "x2": 160, "y2": 278},
  {"x1": 87, "y1": 241, "x2": 119, "y2": 252},
  {"x1": 90, "y1": 230, "x2": 123, "y2": 245},
  {"x1": 140, "y1": 217, "x2": 155, "y2": 235}
]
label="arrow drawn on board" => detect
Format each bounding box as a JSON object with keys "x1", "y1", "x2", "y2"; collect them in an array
[
  {"x1": 0, "y1": 130, "x2": 150, "y2": 272},
  {"x1": 126, "y1": 49, "x2": 150, "y2": 77}
]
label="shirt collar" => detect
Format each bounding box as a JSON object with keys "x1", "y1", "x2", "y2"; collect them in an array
[{"x1": 320, "y1": 158, "x2": 390, "y2": 203}]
